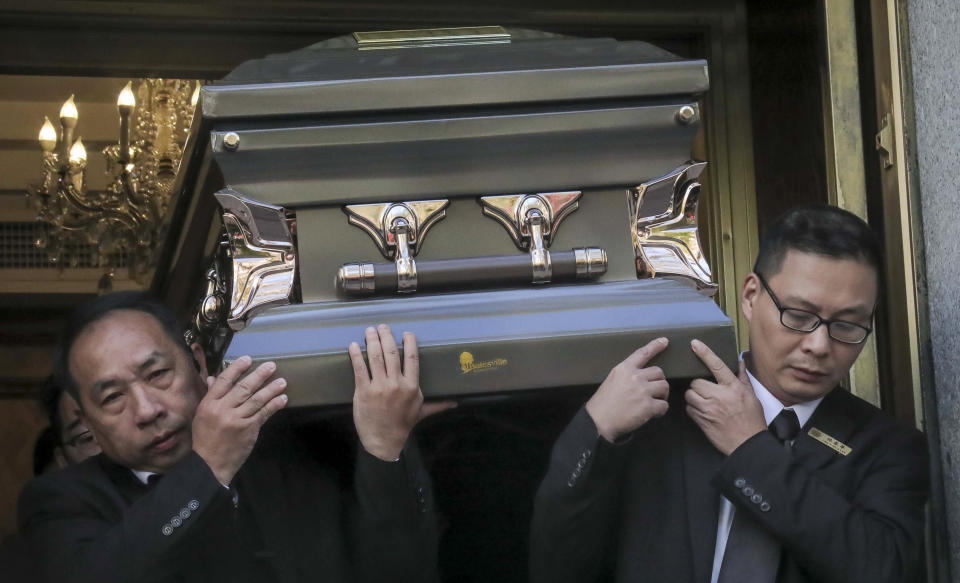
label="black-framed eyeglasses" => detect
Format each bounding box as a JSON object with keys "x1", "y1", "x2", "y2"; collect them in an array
[
  {"x1": 64, "y1": 430, "x2": 97, "y2": 451},
  {"x1": 756, "y1": 273, "x2": 873, "y2": 344}
]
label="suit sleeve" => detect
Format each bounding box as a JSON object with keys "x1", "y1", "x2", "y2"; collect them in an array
[
  {"x1": 529, "y1": 406, "x2": 633, "y2": 583},
  {"x1": 714, "y1": 427, "x2": 929, "y2": 583},
  {"x1": 18, "y1": 451, "x2": 229, "y2": 583},
  {"x1": 349, "y1": 440, "x2": 441, "y2": 583}
]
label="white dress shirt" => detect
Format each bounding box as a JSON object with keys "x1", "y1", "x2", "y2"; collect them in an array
[
  {"x1": 131, "y1": 468, "x2": 232, "y2": 490},
  {"x1": 131, "y1": 469, "x2": 156, "y2": 485},
  {"x1": 708, "y1": 362, "x2": 824, "y2": 583}
]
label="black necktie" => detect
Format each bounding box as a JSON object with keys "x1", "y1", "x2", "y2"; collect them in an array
[
  {"x1": 717, "y1": 410, "x2": 800, "y2": 583},
  {"x1": 769, "y1": 408, "x2": 801, "y2": 447}
]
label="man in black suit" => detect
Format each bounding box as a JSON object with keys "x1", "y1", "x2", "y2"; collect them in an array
[
  {"x1": 18, "y1": 292, "x2": 447, "y2": 583},
  {"x1": 530, "y1": 205, "x2": 929, "y2": 583}
]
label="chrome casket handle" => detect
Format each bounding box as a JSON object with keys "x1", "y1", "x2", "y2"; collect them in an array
[{"x1": 337, "y1": 247, "x2": 606, "y2": 295}]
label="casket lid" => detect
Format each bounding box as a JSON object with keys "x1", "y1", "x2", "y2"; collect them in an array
[{"x1": 201, "y1": 28, "x2": 708, "y2": 120}]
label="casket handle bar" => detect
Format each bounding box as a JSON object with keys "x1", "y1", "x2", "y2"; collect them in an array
[{"x1": 338, "y1": 192, "x2": 606, "y2": 296}]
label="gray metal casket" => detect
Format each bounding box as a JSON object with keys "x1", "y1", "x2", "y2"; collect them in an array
[{"x1": 158, "y1": 27, "x2": 736, "y2": 406}]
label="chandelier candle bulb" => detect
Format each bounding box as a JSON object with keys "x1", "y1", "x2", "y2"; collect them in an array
[
  {"x1": 68, "y1": 137, "x2": 86, "y2": 191},
  {"x1": 117, "y1": 82, "x2": 135, "y2": 164},
  {"x1": 69, "y1": 137, "x2": 87, "y2": 164},
  {"x1": 38, "y1": 117, "x2": 57, "y2": 154},
  {"x1": 59, "y1": 95, "x2": 78, "y2": 163}
]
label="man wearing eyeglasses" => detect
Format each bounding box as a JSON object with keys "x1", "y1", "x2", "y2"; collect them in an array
[
  {"x1": 39, "y1": 378, "x2": 101, "y2": 470},
  {"x1": 530, "y1": 205, "x2": 929, "y2": 583}
]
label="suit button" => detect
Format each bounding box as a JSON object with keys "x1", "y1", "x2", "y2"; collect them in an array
[
  {"x1": 742, "y1": 486, "x2": 754, "y2": 497},
  {"x1": 751, "y1": 494, "x2": 763, "y2": 504},
  {"x1": 760, "y1": 502, "x2": 771, "y2": 512},
  {"x1": 576, "y1": 459, "x2": 587, "y2": 469},
  {"x1": 567, "y1": 478, "x2": 576, "y2": 488},
  {"x1": 734, "y1": 478, "x2": 746, "y2": 488},
  {"x1": 162, "y1": 524, "x2": 174, "y2": 536},
  {"x1": 170, "y1": 517, "x2": 182, "y2": 528},
  {"x1": 180, "y1": 508, "x2": 191, "y2": 519},
  {"x1": 584, "y1": 449, "x2": 593, "y2": 458},
  {"x1": 188, "y1": 500, "x2": 200, "y2": 511}
]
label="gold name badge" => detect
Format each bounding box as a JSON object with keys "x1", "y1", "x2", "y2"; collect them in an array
[
  {"x1": 807, "y1": 428, "x2": 852, "y2": 456},
  {"x1": 459, "y1": 351, "x2": 508, "y2": 374}
]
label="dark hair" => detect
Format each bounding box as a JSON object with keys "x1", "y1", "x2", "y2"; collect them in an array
[
  {"x1": 52, "y1": 291, "x2": 191, "y2": 403},
  {"x1": 39, "y1": 375, "x2": 66, "y2": 444},
  {"x1": 753, "y1": 205, "x2": 883, "y2": 292},
  {"x1": 33, "y1": 426, "x2": 59, "y2": 476}
]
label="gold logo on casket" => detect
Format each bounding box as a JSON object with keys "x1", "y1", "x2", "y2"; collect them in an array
[
  {"x1": 807, "y1": 427, "x2": 852, "y2": 456},
  {"x1": 459, "y1": 351, "x2": 508, "y2": 374}
]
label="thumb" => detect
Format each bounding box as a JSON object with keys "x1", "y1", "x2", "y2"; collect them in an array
[{"x1": 418, "y1": 400, "x2": 458, "y2": 421}]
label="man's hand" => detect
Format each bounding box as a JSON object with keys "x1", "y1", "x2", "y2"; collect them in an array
[
  {"x1": 685, "y1": 339, "x2": 766, "y2": 455},
  {"x1": 192, "y1": 356, "x2": 288, "y2": 485},
  {"x1": 585, "y1": 337, "x2": 670, "y2": 443},
  {"x1": 349, "y1": 324, "x2": 455, "y2": 462}
]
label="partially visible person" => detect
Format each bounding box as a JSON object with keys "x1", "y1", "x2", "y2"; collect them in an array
[
  {"x1": 3, "y1": 378, "x2": 100, "y2": 583},
  {"x1": 31, "y1": 426, "x2": 59, "y2": 476},
  {"x1": 38, "y1": 376, "x2": 101, "y2": 471},
  {"x1": 18, "y1": 291, "x2": 446, "y2": 583}
]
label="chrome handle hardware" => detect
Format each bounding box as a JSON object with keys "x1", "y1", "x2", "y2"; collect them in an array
[
  {"x1": 630, "y1": 161, "x2": 716, "y2": 293},
  {"x1": 391, "y1": 217, "x2": 417, "y2": 292},
  {"x1": 214, "y1": 189, "x2": 297, "y2": 330},
  {"x1": 480, "y1": 191, "x2": 581, "y2": 250},
  {"x1": 338, "y1": 193, "x2": 606, "y2": 295},
  {"x1": 198, "y1": 267, "x2": 226, "y2": 327},
  {"x1": 481, "y1": 191, "x2": 581, "y2": 284},
  {"x1": 338, "y1": 262, "x2": 375, "y2": 294},
  {"x1": 574, "y1": 247, "x2": 607, "y2": 278},
  {"x1": 343, "y1": 199, "x2": 449, "y2": 293},
  {"x1": 526, "y1": 208, "x2": 551, "y2": 284}
]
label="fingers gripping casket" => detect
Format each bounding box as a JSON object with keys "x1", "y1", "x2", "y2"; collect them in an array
[{"x1": 156, "y1": 27, "x2": 737, "y2": 406}]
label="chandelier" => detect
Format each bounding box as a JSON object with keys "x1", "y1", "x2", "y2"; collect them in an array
[{"x1": 27, "y1": 79, "x2": 200, "y2": 283}]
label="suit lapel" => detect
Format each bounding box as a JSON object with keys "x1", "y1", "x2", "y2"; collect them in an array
[
  {"x1": 680, "y1": 414, "x2": 724, "y2": 583},
  {"x1": 793, "y1": 388, "x2": 862, "y2": 470},
  {"x1": 97, "y1": 455, "x2": 150, "y2": 504}
]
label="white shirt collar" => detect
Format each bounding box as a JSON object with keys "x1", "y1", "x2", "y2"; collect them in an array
[
  {"x1": 131, "y1": 469, "x2": 156, "y2": 485},
  {"x1": 133, "y1": 468, "x2": 229, "y2": 490},
  {"x1": 741, "y1": 352, "x2": 823, "y2": 428}
]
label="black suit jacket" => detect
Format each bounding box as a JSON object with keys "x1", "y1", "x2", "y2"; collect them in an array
[
  {"x1": 18, "y1": 419, "x2": 439, "y2": 583},
  {"x1": 530, "y1": 387, "x2": 929, "y2": 583}
]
